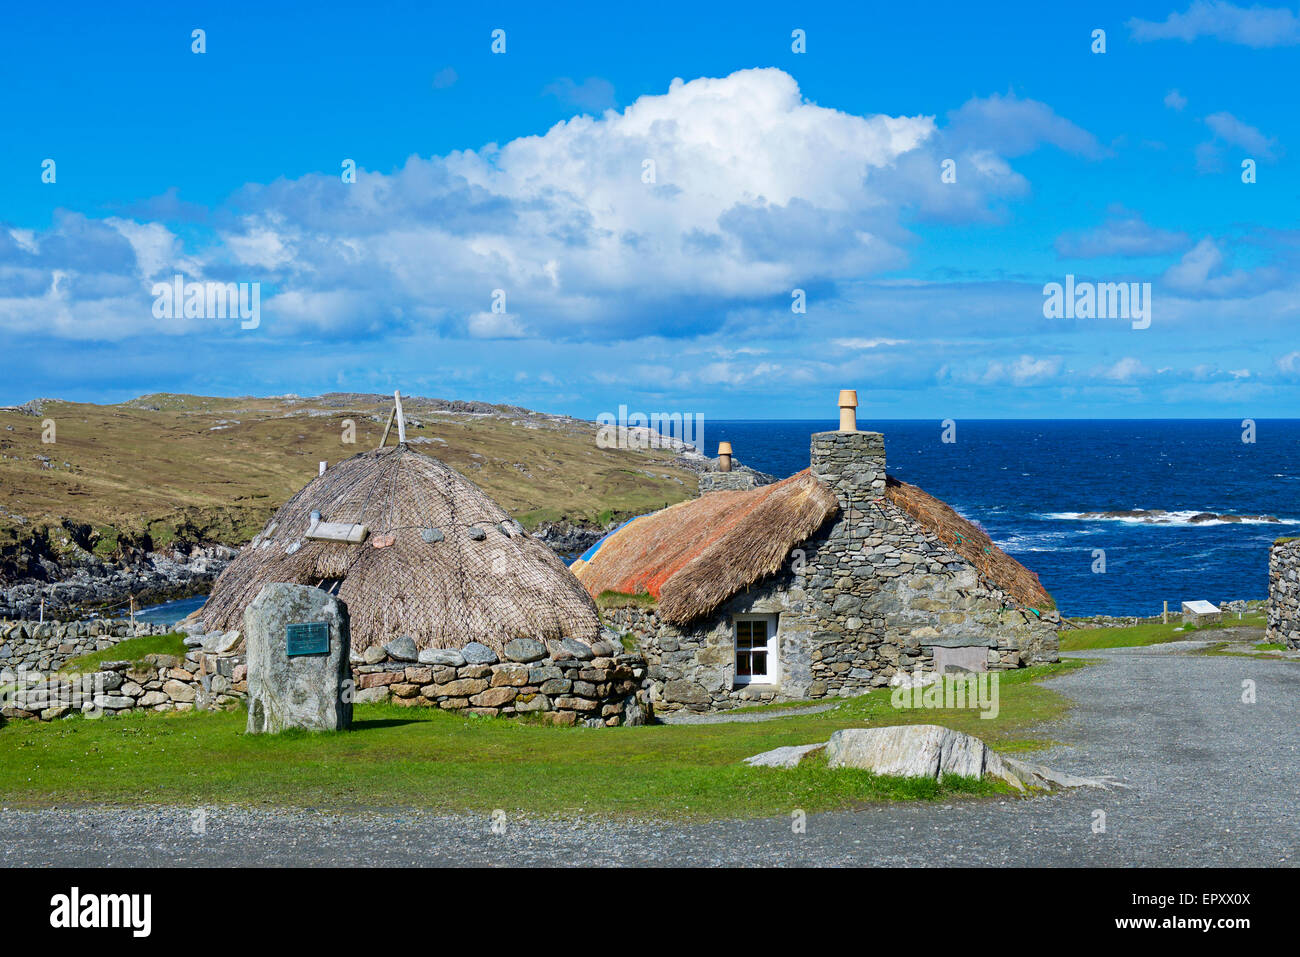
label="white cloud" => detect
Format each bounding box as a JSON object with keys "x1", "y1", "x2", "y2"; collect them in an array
[
  {"x1": 1203, "y1": 111, "x2": 1279, "y2": 160},
  {"x1": 1164, "y1": 88, "x2": 1189, "y2": 111},
  {"x1": 1092, "y1": 357, "x2": 1150, "y2": 382},
  {"x1": 974, "y1": 355, "x2": 1063, "y2": 386},
  {"x1": 1129, "y1": 2, "x2": 1300, "y2": 47},
  {"x1": 1056, "y1": 210, "x2": 1189, "y2": 258},
  {"x1": 467, "y1": 311, "x2": 529, "y2": 339}
]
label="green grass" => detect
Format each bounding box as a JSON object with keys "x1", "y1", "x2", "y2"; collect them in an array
[
  {"x1": 1255, "y1": 642, "x2": 1287, "y2": 652},
  {"x1": 595, "y1": 589, "x2": 658, "y2": 610},
  {"x1": 0, "y1": 660, "x2": 1083, "y2": 819},
  {"x1": 58, "y1": 633, "x2": 188, "y2": 675},
  {"x1": 1059, "y1": 613, "x2": 1267, "y2": 651}
]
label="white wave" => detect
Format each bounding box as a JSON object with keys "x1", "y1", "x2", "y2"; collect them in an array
[{"x1": 1043, "y1": 510, "x2": 1298, "y2": 527}]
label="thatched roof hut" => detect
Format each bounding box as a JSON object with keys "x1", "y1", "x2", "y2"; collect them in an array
[
  {"x1": 572, "y1": 470, "x2": 839, "y2": 624},
  {"x1": 200, "y1": 445, "x2": 600, "y2": 655},
  {"x1": 573, "y1": 466, "x2": 1052, "y2": 625}
]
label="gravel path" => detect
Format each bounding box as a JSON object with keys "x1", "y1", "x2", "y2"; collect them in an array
[{"x1": 1, "y1": 646, "x2": 1295, "y2": 867}]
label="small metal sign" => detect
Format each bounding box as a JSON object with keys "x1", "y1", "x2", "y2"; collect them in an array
[{"x1": 286, "y1": 621, "x2": 330, "y2": 657}]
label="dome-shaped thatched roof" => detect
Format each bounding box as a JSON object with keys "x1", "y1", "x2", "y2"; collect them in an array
[{"x1": 200, "y1": 445, "x2": 600, "y2": 654}]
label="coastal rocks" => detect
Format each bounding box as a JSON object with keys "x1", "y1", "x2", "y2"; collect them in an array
[
  {"x1": 0, "y1": 538, "x2": 235, "y2": 622},
  {"x1": 1074, "y1": 508, "x2": 1279, "y2": 524},
  {"x1": 244, "y1": 583, "x2": 352, "y2": 734}
]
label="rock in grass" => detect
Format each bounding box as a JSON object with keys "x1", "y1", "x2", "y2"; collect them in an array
[
  {"x1": 244, "y1": 583, "x2": 352, "y2": 734},
  {"x1": 743, "y1": 743, "x2": 826, "y2": 768}
]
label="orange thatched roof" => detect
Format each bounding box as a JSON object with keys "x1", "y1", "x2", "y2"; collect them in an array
[
  {"x1": 572, "y1": 470, "x2": 838, "y2": 624},
  {"x1": 573, "y1": 467, "x2": 1054, "y2": 624},
  {"x1": 883, "y1": 476, "x2": 1054, "y2": 609}
]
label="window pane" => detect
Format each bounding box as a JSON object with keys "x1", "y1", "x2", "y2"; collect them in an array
[
  {"x1": 736, "y1": 653, "x2": 751, "y2": 676},
  {"x1": 752, "y1": 651, "x2": 766, "y2": 675},
  {"x1": 752, "y1": 620, "x2": 767, "y2": 642}
]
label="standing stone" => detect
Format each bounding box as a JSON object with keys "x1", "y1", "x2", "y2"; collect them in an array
[{"x1": 244, "y1": 583, "x2": 352, "y2": 733}]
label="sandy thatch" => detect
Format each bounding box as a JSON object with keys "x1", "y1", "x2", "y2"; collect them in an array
[
  {"x1": 572, "y1": 470, "x2": 839, "y2": 625},
  {"x1": 884, "y1": 476, "x2": 1054, "y2": 609},
  {"x1": 200, "y1": 446, "x2": 600, "y2": 654}
]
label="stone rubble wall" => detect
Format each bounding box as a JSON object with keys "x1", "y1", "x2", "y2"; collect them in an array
[
  {"x1": 1267, "y1": 539, "x2": 1300, "y2": 649},
  {"x1": 1, "y1": 646, "x2": 245, "y2": 722},
  {"x1": 2, "y1": 623, "x2": 652, "y2": 728},
  {"x1": 0, "y1": 618, "x2": 169, "y2": 673},
  {"x1": 351, "y1": 636, "x2": 652, "y2": 727},
  {"x1": 607, "y1": 430, "x2": 1060, "y2": 714}
]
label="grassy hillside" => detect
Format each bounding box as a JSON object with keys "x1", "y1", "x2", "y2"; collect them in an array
[{"x1": 0, "y1": 393, "x2": 697, "y2": 561}]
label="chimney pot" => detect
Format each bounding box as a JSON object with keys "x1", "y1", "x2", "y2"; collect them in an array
[
  {"x1": 838, "y1": 390, "x2": 858, "y2": 432},
  {"x1": 717, "y1": 441, "x2": 733, "y2": 472}
]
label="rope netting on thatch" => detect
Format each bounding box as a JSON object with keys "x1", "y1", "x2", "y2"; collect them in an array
[
  {"x1": 883, "y1": 476, "x2": 1055, "y2": 609},
  {"x1": 200, "y1": 446, "x2": 600, "y2": 654},
  {"x1": 572, "y1": 470, "x2": 839, "y2": 625}
]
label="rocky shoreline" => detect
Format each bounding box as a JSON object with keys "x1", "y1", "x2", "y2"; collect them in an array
[{"x1": 0, "y1": 545, "x2": 235, "y2": 621}]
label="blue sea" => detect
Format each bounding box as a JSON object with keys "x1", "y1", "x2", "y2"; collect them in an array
[{"x1": 706, "y1": 419, "x2": 1300, "y2": 617}]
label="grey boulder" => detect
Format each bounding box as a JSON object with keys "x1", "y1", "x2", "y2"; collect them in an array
[
  {"x1": 460, "y1": 642, "x2": 498, "y2": 665},
  {"x1": 244, "y1": 583, "x2": 352, "y2": 734}
]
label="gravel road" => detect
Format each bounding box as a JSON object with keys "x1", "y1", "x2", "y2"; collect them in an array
[{"x1": 2, "y1": 644, "x2": 1295, "y2": 867}]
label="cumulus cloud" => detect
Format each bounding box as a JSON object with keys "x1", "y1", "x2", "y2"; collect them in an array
[
  {"x1": 1091, "y1": 357, "x2": 1151, "y2": 383},
  {"x1": 1162, "y1": 236, "x2": 1280, "y2": 295},
  {"x1": 945, "y1": 92, "x2": 1105, "y2": 159},
  {"x1": 1056, "y1": 210, "x2": 1190, "y2": 258},
  {"x1": 971, "y1": 355, "x2": 1063, "y2": 387},
  {"x1": 1164, "y1": 88, "x2": 1189, "y2": 111},
  {"x1": 2, "y1": 69, "x2": 1104, "y2": 346},
  {"x1": 1129, "y1": 2, "x2": 1300, "y2": 47}
]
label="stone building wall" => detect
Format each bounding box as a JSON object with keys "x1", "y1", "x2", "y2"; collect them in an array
[
  {"x1": 604, "y1": 430, "x2": 1059, "y2": 714},
  {"x1": 0, "y1": 618, "x2": 168, "y2": 673},
  {"x1": 1267, "y1": 539, "x2": 1300, "y2": 649}
]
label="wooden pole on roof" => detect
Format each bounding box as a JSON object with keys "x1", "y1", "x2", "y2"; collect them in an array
[
  {"x1": 379, "y1": 404, "x2": 397, "y2": 448},
  {"x1": 393, "y1": 390, "x2": 407, "y2": 444}
]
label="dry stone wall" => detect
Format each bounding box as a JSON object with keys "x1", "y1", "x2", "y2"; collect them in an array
[
  {"x1": 352, "y1": 635, "x2": 652, "y2": 727},
  {"x1": 2, "y1": 617, "x2": 652, "y2": 728},
  {"x1": 0, "y1": 618, "x2": 168, "y2": 672},
  {"x1": 1268, "y1": 539, "x2": 1300, "y2": 649}
]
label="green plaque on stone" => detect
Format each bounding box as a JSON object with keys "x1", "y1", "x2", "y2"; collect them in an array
[{"x1": 286, "y1": 621, "x2": 330, "y2": 657}]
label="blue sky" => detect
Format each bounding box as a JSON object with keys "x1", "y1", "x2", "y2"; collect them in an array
[{"x1": 2, "y1": 0, "x2": 1298, "y2": 418}]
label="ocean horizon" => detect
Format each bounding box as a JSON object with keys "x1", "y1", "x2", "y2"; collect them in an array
[{"x1": 701, "y1": 418, "x2": 1300, "y2": 617}]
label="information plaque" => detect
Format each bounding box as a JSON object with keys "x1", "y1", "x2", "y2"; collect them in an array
[{"x1": 285, "y1": 621, "x2": 330, "y2": 657}]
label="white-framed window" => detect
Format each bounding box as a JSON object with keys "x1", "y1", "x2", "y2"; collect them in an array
[{"x1": 733, "y1": 614, "x2": 778, "y2": 686}]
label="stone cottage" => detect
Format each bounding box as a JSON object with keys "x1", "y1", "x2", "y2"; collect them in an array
[
  {"x1": 1267, "y1": 538, "x2": 1299, "y2": 649},
  {"x1": 574, "y1": 392, "x2": 1061, "y2": 713}
]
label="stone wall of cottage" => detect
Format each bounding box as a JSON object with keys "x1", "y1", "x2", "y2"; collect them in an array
[
  {"x1": 605, "y1": 430, "x2": 1060, "y2": 714},
  {"x1": 1267, "y1": 539, "x2": 1300, "y2": 649},
  {"x1": 0, "y1": 618, "x2": 169, "y2": 673}
]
